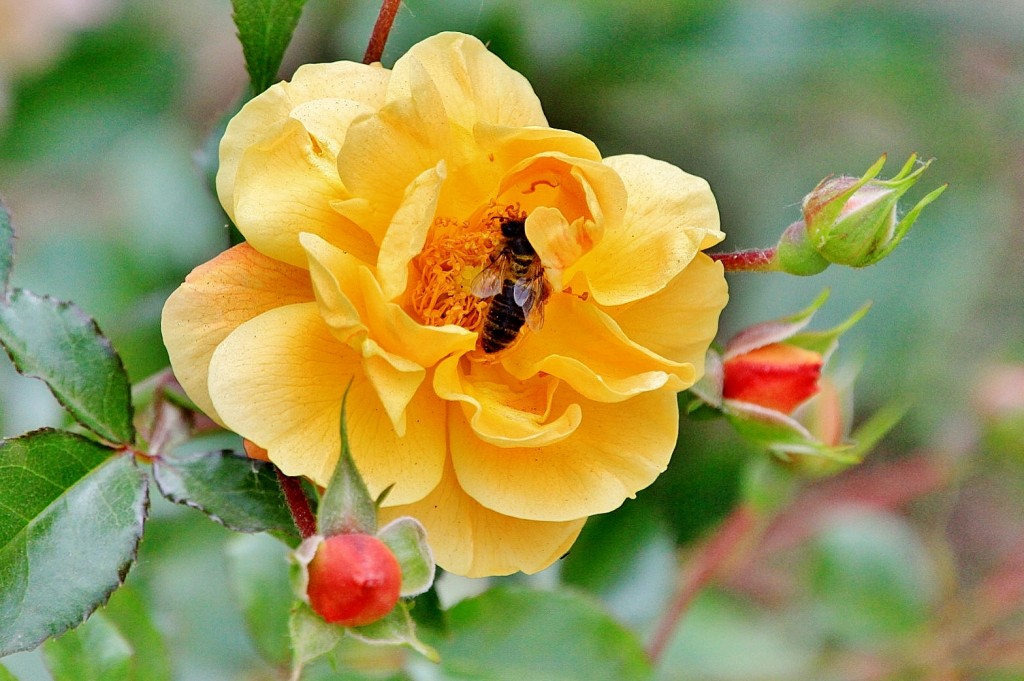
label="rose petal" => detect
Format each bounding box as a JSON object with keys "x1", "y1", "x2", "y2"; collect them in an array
[
  {"x1": 568, "y1": 154, "x2": 723, "y2": 306},
  {"x1": 387, "y1": 32, "x2": 547, "y2": 131},
  {"x1": 603, "y1": 254, "x2": 728, "y2": 376},
  {"x1": 301, "y1": 232, "x2": 477, "y2": 368},
  {"x1": 450, "y1": 386, "x2": 678, "y2": 521},
  {"x1": 505, "y1": 293, "x2": 694, "y2": 402},
  {"x1": 207, "y1": 302, "x2": 445, "y2": 503},
  {"x1": 232, "y1": 117, "x2": 372, "y2": 267},
  {"x1": 378, "y1": 454, "x2": 584, "y2": 577},
  {"x1": 161, "y1": 243, "x2": 314, "y2": 424},
  {"x1": 434, "y1": 355, "x2": 582, "y2": 448},
  {"x1": 218, "y1": 61, "x2": 389, "y2": 222}
]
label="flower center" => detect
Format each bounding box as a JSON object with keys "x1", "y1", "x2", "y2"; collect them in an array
[{"x1": 410, "y1": 207, "x2": 511, "y2": 331}]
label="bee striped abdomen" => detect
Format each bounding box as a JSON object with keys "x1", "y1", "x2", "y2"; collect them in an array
[
  {"x1": 481, "y1": 280, "x2": 527, "y2": 353},
  {"x1": 474, "y1": 216, "x2": 550, "y2": 354}
]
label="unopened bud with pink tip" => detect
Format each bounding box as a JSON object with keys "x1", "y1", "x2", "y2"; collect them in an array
[{"x1": 797, "y1": 154, "x2": 946, "y2": 269}]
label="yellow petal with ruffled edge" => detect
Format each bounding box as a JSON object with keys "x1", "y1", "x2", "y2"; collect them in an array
[
  {"x1": 449, "y1": 386, "x2": 679, "y2": 521},
  {"x1": 218, "y1": 61, "x2": 389, "y2": 222},
  {"x1": 604, "y1": 254, "x2": 728, "y2": 374},
  {"x1": 378, "y1": 454, "x2": 584, "y2": 577},
  {"x1": 434, "y1": 355, "x2": 582, "y2": 448},
  {"x1": 231, "y1": 116, "x2": 372, "y2": 268},
  {"x1": 160, "y1": 244, "x2": 314, "y2": 424},
  {"x1": 207, "y1": 303, "x2": 445, "y2": 503},
  {"x1": 503, "y1": 293, "x2": 694, "y2": 402},
  {"x1": 386, "y1": 32, "x2": 547, "y2": 132},
  {"x1": 564, "y1": 154, "x2": 724, "y2": 307},
  {"x1": 300, "y1": 232, "x2": 477, "y2": 368}
]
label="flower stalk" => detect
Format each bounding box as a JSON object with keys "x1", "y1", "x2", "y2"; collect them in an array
[
  {"x1": 710, "y1": 247, "x2": 779, "y2": 272},
  {"x1": 276, "y1": 468, "x2": 318, "y2": 539},
  {"x1": 363, "y1": 0, "x2": 401, "y2": 64}
]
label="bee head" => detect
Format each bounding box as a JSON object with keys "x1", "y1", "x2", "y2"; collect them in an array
[{"x1": 500, "y1": 218, "x2": 526, "y2": 239}]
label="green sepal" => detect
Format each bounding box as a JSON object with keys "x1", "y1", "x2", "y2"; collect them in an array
[
  {"x1": 231, "y1": 0, "x2": 311, "y2": 95},
  {"x1": 348, "y1": 601, "x2": 440, "y2": 664},
  {"x1": 289, "y1": 601, "x2": 345, "y2": 676},
  {"x1": 318, "y1": 386, "x2": 376, "y2": 537},
  {"x1": 0, "y1": 289, "x2": 134, "y2": 445},
  {"x1": 0, "y1": 430, "x2": 148, "y2": 656},
  {"x1": 377, "y1": 517, "x2": 436, "y2": 598}
]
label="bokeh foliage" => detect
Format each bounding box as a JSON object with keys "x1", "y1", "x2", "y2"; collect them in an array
[{"x1": 1, "y1": 1, "x2": 1022, "y2": 680}]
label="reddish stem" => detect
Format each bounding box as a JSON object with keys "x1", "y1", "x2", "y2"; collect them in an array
[
  {"x1": 363, "y1": 0, "x2": 402, "y2": 65},
  {"x1": 647, "y1": 503, "x2": 760, "y2": 664},
  {"x1": 276, "y1": 468, "x2": 318, "y2": 539},
  {"x1": 710, "y1": 247, "x2": 779, "y2": 272}
]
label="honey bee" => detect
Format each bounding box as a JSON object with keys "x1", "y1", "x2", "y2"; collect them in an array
[{"x1": 471, "y1": 217, "x2": 550, "y2": 353}]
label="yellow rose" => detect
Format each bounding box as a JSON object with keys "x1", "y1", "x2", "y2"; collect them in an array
[{"x1": 162, "y1": 32, "x2": 728, "y2": 577}]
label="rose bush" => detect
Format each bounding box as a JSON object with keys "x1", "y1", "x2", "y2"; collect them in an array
[{"x1": 162, "y1": 32, "x2": 728, "y2": 576}]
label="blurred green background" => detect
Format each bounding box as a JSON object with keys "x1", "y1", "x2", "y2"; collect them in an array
[{"x1": 2, "y1": 1, "x2": 1023, "y2": 680}]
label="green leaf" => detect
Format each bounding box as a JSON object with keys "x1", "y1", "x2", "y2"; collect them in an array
[
  {"x1": 231, "y1": 0, "x2": 310, "y2": 95},
  {"x1": 153, "y1": 449, "x2": 296, "y2": 536},
  {"x1": 41, "y1": 611, "x2": 133, "y2": 681},
  {"x1": 226, "y1": 534, "x2": 293, "y2": 665},
  {"x1": 809, "y1": 510, "x2": 936, "y2": 642},
  {"x1": 0, "y1": 430, "x2": 148, "y2": 656},
  {"x1": 101, "y1": 586, "x2": 172, "y2": 681},
  {"x1": 0, "y1": 199, "x2": 13, "y2": 296},
  {"x1": 0, "y1": 662, "x2": 18, "y2": 681},
  {"x1": 436, "y1": 587, "x2": 651, "y2": 681},
  {"x1": 0, "y1": 289, "x2": 134, "y2": 444}
]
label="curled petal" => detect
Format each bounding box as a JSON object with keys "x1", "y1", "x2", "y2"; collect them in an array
[
  {"x1": 387, "y1": 32, "x2": 547, "y2": 131},
  {"x1": 160, "y1": 244, "x2": 314, "y2": 424},
  {"x1": 301, "y1": 232, "x2": 477, "y2": 368},
  {"x1": 505, "y1": 293, "x2": 695, "y2": 402},
  {"x1": 568, "y1": 154, "x2": 723, "y2": 306},
  {"x1": 232, "y1": 117, "x2": 372, "y2": 267},
  {"x1": 434, "y1": 356, "x2": 582, "y2": 448},
  {"x1": 450, "y1": 387, "x2": 678, "y2": 521},
  {"x1": 218, "y1": 61, "x2": 389, "y2": 222},
  {"x1": 378, "y1": 455, "x2": 584, "y2": 577},
  {"x1": 604, "y1": 254, "x2": 728, "y2": 375},
  {"x1": 207, "y1": 303, "x2": 445, "y2": 503}
]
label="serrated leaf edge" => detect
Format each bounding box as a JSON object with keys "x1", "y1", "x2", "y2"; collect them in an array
[{"x1": 0, "y1": 288, "x2": 135, "y2": 445}]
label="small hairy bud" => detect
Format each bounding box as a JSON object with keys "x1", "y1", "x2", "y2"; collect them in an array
[{"x1": 306, "y1": 534, "x2": 402, "y2": 627}]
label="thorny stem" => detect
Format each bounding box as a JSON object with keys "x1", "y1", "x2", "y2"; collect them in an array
[
  {"x1": 710, "y1": 247, "x2": 779, "y2": 272},
  {"x1": 276, "y1": 468, "x2": 318, "y2": 539},
  {"x1": 363, "y1": 0, "x2": 401, "y2": 65},
  {"x1": 647, "y1": 503, "x2": 760, "y2": 664}
]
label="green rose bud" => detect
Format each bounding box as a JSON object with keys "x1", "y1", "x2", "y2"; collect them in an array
[{"x1": 801, "y1": 154, "x2": 946, "y2": 268}]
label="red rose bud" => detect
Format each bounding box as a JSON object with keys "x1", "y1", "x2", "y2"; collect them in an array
[
  {"x1": 307, "y1": 534, "x2": 402, "y2": 627},
  {"x1": 723, "y1": 343, "x2": 824, "y2": 414}
]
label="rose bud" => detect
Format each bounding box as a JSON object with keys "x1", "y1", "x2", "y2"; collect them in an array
[
  {"x1": 723, "y1": 342, "x2": 824, "y2": 414},
  {"x1": 306, "y1": 533, "x2": 402, "y2": 627},
  {"x1": 799, "y1": 154, "x2": 946, "y2": 268}
]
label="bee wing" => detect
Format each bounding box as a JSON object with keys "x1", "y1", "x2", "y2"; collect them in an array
[
  {"x1": 513, "y1": 258, "x2": 546, "y2": 307},
  {"x1": 470, "y1": 255, "x2": 508, "y2": 298},
  {"x1": 524, "y1": 289, "x2": 546, "y2": 331}
]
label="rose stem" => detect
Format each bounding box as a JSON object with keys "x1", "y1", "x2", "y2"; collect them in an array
[
  {"x1": 363, "y1": 0, "x2": 401, "y2": 65},
  {"x1": 709, "y1": 247, "x2": 779, "y2": 272},
  {"x1": 276, "y1": 468, "x2": 318, "y2": 539},
  {"x1": 646, "y1": 503, "x2": 760, "y2": 664}
]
